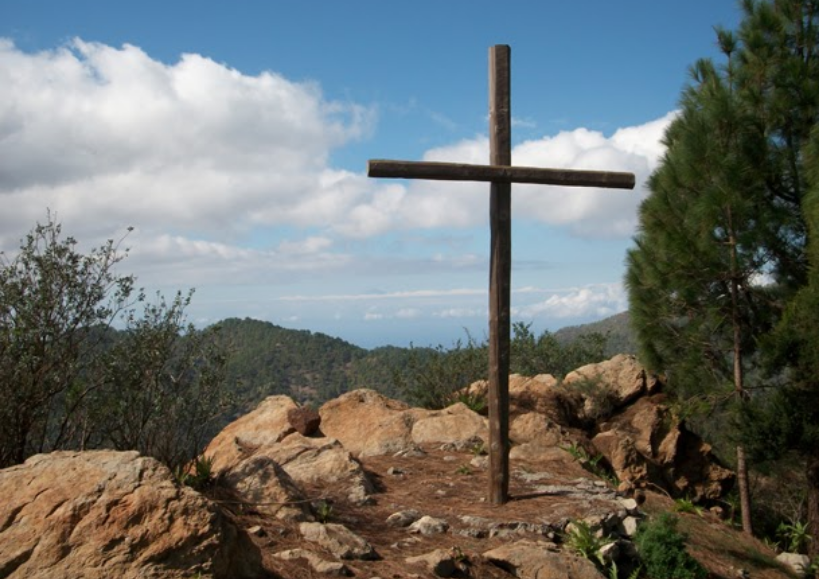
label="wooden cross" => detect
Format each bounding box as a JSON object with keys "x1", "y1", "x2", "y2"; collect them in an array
[{"x1": 368, "y1": 45, "x2": 634, "y2": 505}]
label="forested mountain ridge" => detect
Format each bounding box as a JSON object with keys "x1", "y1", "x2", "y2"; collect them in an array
[
  {"x1": 554, "y1": 311, "x2": 635, "y2": 356},
  {"x1": 215, "y1": 314, "x2": 635, "y2": 414},
  {"x1": 217, "y1": 318, "x2": 426, "y2": 412}
]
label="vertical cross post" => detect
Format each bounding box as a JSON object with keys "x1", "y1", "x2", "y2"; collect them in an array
[
  {"x1": 488, "y1": 45, "x2": 511, "y2": 504},
  {"x1": 367, "y1": 45, "x2": 634, "y2": 506}
]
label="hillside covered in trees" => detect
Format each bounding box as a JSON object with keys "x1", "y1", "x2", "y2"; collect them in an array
[{"x1": 218, "y1": 315, "x2": 628, "y2": 417}]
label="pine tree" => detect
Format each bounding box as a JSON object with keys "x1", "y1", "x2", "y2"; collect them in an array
[
  {"x1": 741, "y1": 127, "x2": 819, "y2": 556},
  {"x1": 627, "y1": 55, "x2": 773, "y2": 535},
  {"x1": 626, "y1": 0, "x2": 819, "y2": 536}
]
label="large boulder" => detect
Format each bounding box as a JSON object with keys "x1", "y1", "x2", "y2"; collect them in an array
[
  {"x1": 564, "y1": 354, "x2": 660, "y2": 407},
  {"x1": 204, "y1": 395, "x2": 300, "y2": 472},
  {"x1": 319, "y1": 390, "x2": 490, "y2": 457},
  {"x1": 592, "y1": 397, "x2": 734, "y2": 500},
  {"x1": 222, "y1": 455, "x2": 312, "y2": 521},
  {"x1": 264, "y1": 433, "x2": 375, "y2": 504},
  {"x1": 0, "y1": 451, "x2": 261, "y2": 579},
  {"x1": 319, "y1": 389, "x2": 419, "y2": 457},
  {"x1": 562, "y1": 354, "x2": 662, "y2": 424},
  {"x1": 207, "y1": 396, "x2": 376, "y2": 506},
  {"x1": 411, "y1": 402, "x2": 488, "y2": 446}
]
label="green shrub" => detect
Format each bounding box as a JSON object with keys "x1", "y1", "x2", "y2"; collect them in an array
[
  {"x1": 174, "y1": 454, "x2": 215, "y2": 491},
  {"x1": 634, "y1": 513, "x2": 707, "y2": 579},
  {"x1": 673, "y1": 498, "x2": 704, "y2": 517},
  {"x1": 563, "y1": 519, "x2": 612, "y2": 564}
]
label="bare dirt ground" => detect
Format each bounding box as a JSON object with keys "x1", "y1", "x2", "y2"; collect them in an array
[{"x1": 216, "y1": 444, "x2": 793, "y2": 579}]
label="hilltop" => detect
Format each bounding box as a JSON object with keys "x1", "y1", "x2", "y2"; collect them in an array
[{"x1": 0, "y1": 354, "x2": 799, "y2": 579}]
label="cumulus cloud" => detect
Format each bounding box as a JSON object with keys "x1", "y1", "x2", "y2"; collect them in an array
[
  {"x1": 0, "y1": 37, "x2": 659, "y2": 341},
  {"x1": 335, "y1": 116, "x2": 673, "y2": 240},
  {"x1": 0, "y1": 38, "x2": 373, "y2": 245},
  {"x1": 513, "y1": 283, "x2": 627, "y2": 320},
  {"x1": 0, "y1": 37, "x2": 671, "y2": 255}
]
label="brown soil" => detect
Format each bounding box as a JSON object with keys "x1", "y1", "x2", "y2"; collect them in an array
[{"x1": 213, "y1": 443, "x2": 793, "y2": 579}]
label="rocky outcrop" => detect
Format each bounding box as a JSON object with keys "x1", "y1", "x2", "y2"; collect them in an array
[
  {"x1": 563, "y1": 354, "x2": 661, "y2": 412},
  {"x1": 319, "y1": 389, "x2": 417, "y2": 456},
  {"x1": 204, "y1": 394, "x2": 300, "y2": 472},
  {"x1": 319, "y1": 389, "x2": 489, "y2": 457},
  {"x1": 411, "y1": 402, "x2": 488, "y2": 446},
  {"x1": 592, "y1": 396, "x2": 734, "y2": 500},
  {"x1": 0, "y1": 451, "x2": 261, "y2": 579},
  {"x1": 299, "y1": 522, "x2": 378, "y2": 560},
  {"x1": 205, "y1": 395, "x2": 376, "y2": 507},
  {"x1": 0, "y1": 354, "x2": 751, "y2": 579}
]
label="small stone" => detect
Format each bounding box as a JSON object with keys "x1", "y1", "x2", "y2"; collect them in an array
[
  {"x1": 387, "y1": 466, "x2": 404, "y2": 476},
  {"x1": 598, "y1": 542, "x2": 619, "y2": 564},
  {"x1": 247, "y1": 525, "x2": 266, "y2": 537},
  {"x1": 619, "y1": 497, "x2": 640, "y2": 515},
  {"x1": 299, "y1": 522, "x2": 378, "y2": 560},
  {"x1": 287, "y1": 406, "x2": 321, "y2": 436},
  {"x1": 776, "y1": 553, "x2": 811, "y2": 575},
  {"x1": 386, "y1": 509, "x2": 422, "y2": 528},
  {"x1": 617, "y1": 480, "x2": 634, "y2": 495},
  {"x1": 470, "y1": 455, "x2": 489, "y2": 469},
  {"x1": 408, "y1": 515, "x2": 450, "y2": 535},
  {"x1": 274, "y1": 548, "x2": 350, "y2": 576},
  {"x1": 620, "y1": 516, "x2": 639, "y2": 537}
]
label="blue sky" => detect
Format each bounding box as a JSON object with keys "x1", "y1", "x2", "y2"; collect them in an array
[{"x1": 0, "y1": 1, "x2": 742, "y2": 348}]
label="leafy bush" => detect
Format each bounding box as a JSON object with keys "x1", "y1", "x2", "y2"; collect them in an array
[
  {"x1": 89, "y1": 290, "x2": 233, "y2": 471},
  {"x1": 0, "y1": 215, "x2": 232, "y2": 472},
  {"x1": 634, "y1": 513, "x2": 707, "y2": 579},
  {"x1": 776, "y1": 519, "x2": 813, "y2": 554},
  {"x1": 0, "y1": 214, "x2": 135, "y2": 467}
]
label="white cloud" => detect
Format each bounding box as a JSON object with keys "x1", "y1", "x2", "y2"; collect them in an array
[
  {"x1": 278, "y1": 288, "x2": 485, "y2": 302},
  {"x1": 0, "y1": 38, "x2": 373, "y2": 245},
  {"x1": 0, "y1": 38, "x2": 672, "y2": 255},
  {"x1": 277, "y1": 236, "x2": 334, "y2": 255},
  {"x1": 395, "y1": 308, "x2": 422, "y2": 319},
  {"x1": 0, "y1": 37, "x2": 662, "y2": 340},
  {"x1": 334, "y1": 118, "x2": 672, "y2": 240},
  {"x1": 435, "y1": 307, "x2": 485, "y2": 319},
  {"x1": 513, "y1": 283, "x2": 627, "y2": 320}
]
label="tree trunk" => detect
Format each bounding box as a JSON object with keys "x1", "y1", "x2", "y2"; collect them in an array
[
  {"x1": 737, "y1": 445, "x2": 753, "y2": 535},
  {"x1": 807, "y1": 453, "x2": 819, "y2": 557},
  {"x1": 728, "y1": 211, "x2": 753, "y2": 536}
]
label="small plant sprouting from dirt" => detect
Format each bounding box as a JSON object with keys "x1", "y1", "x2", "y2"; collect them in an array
[
  {"x1": 673, "y1": 497, "x2": 704, "y2": 517},
  {"x1": 776, "y1": 518, "x2": 813, "y2": 554},
  {"x1": 560, "y1": 443, "x2": 619, "y2": 487},
  {"x1": 174, "y1": 455, "x2": 216, "y2": 492},
  {"x1": 563, "y1": 519, "x2": 613, "y2": 562},
  {"x1": 455, "y1": 391, "x2": 488, "y2": 415},
  {"x1": 470, "y1": 441, "x2": 487, "y2": 456},
  {"x1": 313, "y1": 500, "x2": 334, "y2": 523},
  {"x1": 456, "y1": 464, "x2": 472, "y2": 475}
]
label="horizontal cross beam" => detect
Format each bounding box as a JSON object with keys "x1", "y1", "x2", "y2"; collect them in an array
[{"x1": 368, "y1": 159, "x2": 635, "y2": 190}]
